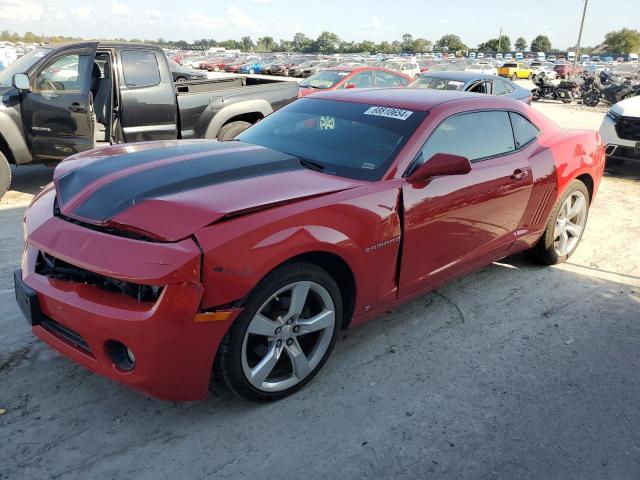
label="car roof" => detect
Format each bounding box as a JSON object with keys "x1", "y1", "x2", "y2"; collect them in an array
[
  {"x1": 419, "y1": 71, "x2": 493, "y2": 82},
  {"x1": 307, "y1": 88, "x2": 491, "y2": 111},
  {"x1": 45, "y1": 41, "x2": 163, "y2": 51}
]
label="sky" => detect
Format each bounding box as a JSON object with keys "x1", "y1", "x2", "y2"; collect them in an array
[{"x1": 2, "y1": 0, "x2": 639, "y2": 49}]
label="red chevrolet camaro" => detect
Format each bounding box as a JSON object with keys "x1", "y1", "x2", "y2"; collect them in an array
[{"x1": 16, "y1": 89, "x2": 605, "y2": 402}]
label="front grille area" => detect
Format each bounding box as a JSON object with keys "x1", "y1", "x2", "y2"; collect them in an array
[
  {"x1": 35, "y1": 251, "x2": 163, "y2": 303},
  {"x1": 615, "y1": 117, "x2": 640, "y2": 141},
  {"x1": 41, "y1": 317, "x2": 92, "y2": 355}
]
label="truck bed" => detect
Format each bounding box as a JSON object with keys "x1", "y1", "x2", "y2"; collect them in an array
[{"x1": 175, "y1": 76, "x2": 295, "y2": 95}]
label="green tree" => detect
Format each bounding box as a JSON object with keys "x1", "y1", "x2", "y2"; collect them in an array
[
  {"x1": 313, "y1": 31, "x2": 340, "y2": 53},
  {"x1": 530, "y1": 35, "x2": 551, "y2": 52},
  {"x1": 515, "y1": 37, "x2": 527, "y2": 50},
  {"x1": 360, "y1": 40, "x2": 376, "y2": 53},
  {"x1": 401, "y1": 33, "x2": 414, "y2": 51},
  {"x1": 256, "y1": 36, "x2": 276, "y2": 52},
  {"x1": 377, "y1": 41, "x2": 392, "y2": 54},
  {"x1": 291, "y1": 32, "x2": 311, "y2": 52},
  {"x1": 240, "y1": 36, "x2": 255, "y2": 51},
  {"x1": 412, "y1": 38, "x2": 432, "y2": 53},
  {"x1": 478, "y1": 35, "x2": 511, "y2": 53},
  {"x1": 436, "y1": 34, "x2": 468, "y2": 51},
  {"x1": 602, "y1": 28, "x2": 640, "y2": 54}
]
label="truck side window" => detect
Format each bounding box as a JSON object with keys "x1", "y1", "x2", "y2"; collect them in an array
[
  {"x1": 35, "y1": 53, "x2": 91, "y2": 92},
  {"x1": 121, "y1": 50, "x2": 160, "y2": 88}
]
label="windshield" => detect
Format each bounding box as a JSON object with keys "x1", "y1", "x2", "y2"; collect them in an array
[
  {"x1": 237, "y1": 98, "x2": 427, "y2": 181},
  {"x1": 410, "y1": 76, "x2": 465, "y2": 91},
  {"x1": 299, "y1": 69, "x2": 351, "y2": 89},
  {"x1": 0, "y1": 48, "x2": 51, "y2": 87}
]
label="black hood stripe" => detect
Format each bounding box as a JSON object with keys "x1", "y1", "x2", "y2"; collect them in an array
[
  {"x1": 68, "y1": 144, "x2": 301, "y2": 222},
  {"x1": 57, "y1": 141, "x2": 248, "y2": 206}
]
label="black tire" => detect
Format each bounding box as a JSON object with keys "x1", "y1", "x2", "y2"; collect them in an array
[
  {"x1": 214, "y1": 262, "x2": 342, "y2": 401},
  {"x1": 527, "y1": 179, "x2": 590, "y2": 265},
  {"x1": 216, "y1": 121, "x2": 253, "y2": 141},
  {"x1": 583, "y1": 91, "x2": 600, "y2": 107},
  {"x1": 175, "y1": 76, "x2": 187, "y2": 83},
  {"x1": 0, "y1": 152, "x2": 11, "y2": 200}
]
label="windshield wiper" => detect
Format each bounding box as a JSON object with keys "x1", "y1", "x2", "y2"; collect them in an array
[{"x1": 298, "y1": 157, "x2": 325, "y2": 172}]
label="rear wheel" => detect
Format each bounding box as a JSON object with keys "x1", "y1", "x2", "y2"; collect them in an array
[
  {"x1": 175, "y1": 76, "x2": 187, "y2": 83},
  {"x1": 215, "y1": 262, "x2": 342, "y2": 401},
  {"x1": 527, "y1": 180, "x2": 590, "y2": 265},
  {"x1": 583, "y1": 91, "x2": 600, "y2": 107},
  {"x1": 216, "y1": 120, "x2": 253, "y2": 141},
  {"x1": 0, "y1": 152, "x2": 11, "y2": 200}
]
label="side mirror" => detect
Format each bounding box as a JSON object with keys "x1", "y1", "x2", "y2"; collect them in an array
[
  {"x1": 12, "y1": 73, "x2": 30, "y2": 91},
  {"x1": 407, "y1": 153, "x2": 471, "y2": 183}
]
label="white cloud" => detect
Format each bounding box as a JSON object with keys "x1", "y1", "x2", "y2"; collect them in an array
[
  {"x1": 110, "y1": 0, "x2": 131, "y2": 16},
  {"x1": 371, "y1": 16, "x2": 381, "y2": 31},
  {"x1": 226, "y1": 6, "x2": 256, "y2": 29},
  {"x1": 2, "y1": 1, "x2": 44, "y2": 21},
  {"x1": 74, "y1": 6, "x2": 93, "y2": 19},
  {"x1": 251, "y1": 0, "x2": 272, "y2": 3}
]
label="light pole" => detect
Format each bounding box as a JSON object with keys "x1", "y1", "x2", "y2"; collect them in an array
[
  {"x1": 498, "y1": 26, "x2": 503, "y2": 54},
  {"x1": 572, "y1": 0, "x2": 589, "y2": 76}
]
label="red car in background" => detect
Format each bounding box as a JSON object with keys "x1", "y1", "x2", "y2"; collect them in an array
[
  {"x1": 298, "y1": 66, "x2": 411, "y2": 97},
  {"x1": 224, "y1": 58, "x2": 246, "y2": 73},
  {"x1": 554, "y1": 63, "x2": 583, "y2": 79},
  {"x1": 16, "y1": 89, "x2": 604, "y2": 402},
  {"x1": 200, "y1": 57, "x2": 227, "y2": 72}
]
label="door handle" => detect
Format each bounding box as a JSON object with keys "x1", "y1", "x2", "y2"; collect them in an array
[
  {"x1": 68, "y1": 103, "x2": 87, "y2": 113},
  {"x1": 511, "y1": 168, "x2": 529, "y2": 181}
]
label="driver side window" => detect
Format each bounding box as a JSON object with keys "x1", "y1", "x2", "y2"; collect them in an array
[
  {"x1": 344, "y1": 71, "x2": 374, "y2": 88},
  {"x1": 35, "y1": 53, "x2": 91, "y2": 92}
]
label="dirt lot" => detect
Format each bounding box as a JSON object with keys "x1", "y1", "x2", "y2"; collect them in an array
[{"x1": 1, "y1": 101, "x2": 639, "y2": 480}]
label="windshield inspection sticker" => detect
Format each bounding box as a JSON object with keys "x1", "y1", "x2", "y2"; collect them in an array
[{"x1": 364, "y1": 106, "x2": 413, "y2": 120}]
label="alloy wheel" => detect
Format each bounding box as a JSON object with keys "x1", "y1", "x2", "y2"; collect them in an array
[
  {"x1": 241, "y1": 281, "x2": 336, "y2": 392},
  {"x1": 554, "y1": 191, "x2": 587, "y2": 257}
]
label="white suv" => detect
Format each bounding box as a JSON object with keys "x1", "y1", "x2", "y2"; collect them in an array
[{"x1": 599, "y1": 96, "x2": 640, "y2": 165}]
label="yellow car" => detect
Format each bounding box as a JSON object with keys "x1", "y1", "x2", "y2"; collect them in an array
[{"x1": 498, "y1": 62, "x2": 532, "y2": 80}]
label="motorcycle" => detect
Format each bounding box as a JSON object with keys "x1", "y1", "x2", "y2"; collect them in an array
[
  {"x1": 531, "y1": 72, "x2": 574, "y2": 103},
  {"x1": 582, "y1": 70, "x2": 636, "y2": 107}
]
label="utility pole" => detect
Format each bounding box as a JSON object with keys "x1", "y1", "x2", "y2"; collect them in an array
[
  {"x1": 498, "y1": 26, "x2": 503, "y2": 53},
  {"x1": 572, "y1": 0, "x2": 589, "y2": 76}
]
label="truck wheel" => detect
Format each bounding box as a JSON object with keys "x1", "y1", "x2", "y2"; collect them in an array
[
  {"x1": 0, "y1": 152, "x2": 11, "y2": 200},
  {"x1": 214, "y1": 262, "x2": 341, "y2": 401},
  {"x1": 217, "y1": 121, "x2": 253, "y2": 141}
]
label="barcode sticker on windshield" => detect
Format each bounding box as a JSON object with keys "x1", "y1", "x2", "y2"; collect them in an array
[{"x1": 364, "y1": 106, "x2": 413, "y2": 120}]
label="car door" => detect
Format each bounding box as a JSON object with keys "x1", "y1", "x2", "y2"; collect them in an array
[
  {"x1": 20, "y1": 43, "x2": 98, "y2": 160},
  {"x1": 399, "y1": 110, "x2": 534, "y2": 296},
  {"x1": 117, "y1": 48, "x2": 178, "y2": 143}
]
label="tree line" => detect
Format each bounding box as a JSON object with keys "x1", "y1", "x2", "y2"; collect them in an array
[{"x1": 2, "y1": 28, "x2": 639, "y2": 55}]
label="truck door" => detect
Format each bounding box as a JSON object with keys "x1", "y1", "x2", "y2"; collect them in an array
[
  {"x1": 117, "y1": 48, "x2": 178, "y2": 143},
  {"x1": 21, "y1": 43, "x2": 98, "y2": 161}
]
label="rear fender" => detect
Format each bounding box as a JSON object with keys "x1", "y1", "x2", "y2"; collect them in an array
[{"x1": 204, "y1": 100, "x2": 273, "y2": 139}]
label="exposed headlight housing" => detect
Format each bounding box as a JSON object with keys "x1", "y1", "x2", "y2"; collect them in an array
[{"x1": 606, "y1": 109, "x2": 621, "y2": 122}]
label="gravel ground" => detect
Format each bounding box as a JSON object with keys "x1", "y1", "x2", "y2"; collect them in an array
[{"x1": 0, "y1": 99, "x2": 639, "y2": 480}]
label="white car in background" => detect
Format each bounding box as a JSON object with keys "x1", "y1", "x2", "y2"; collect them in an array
[
  {"x1": 530, "y1": 64, "x2": 559, "y2": 80},
  {"x1": 599, "y1": 96, "x2": 640, "y2": 166},
  {"x1": 464, "y1": 63, "x2": 498, "y2": 75}
]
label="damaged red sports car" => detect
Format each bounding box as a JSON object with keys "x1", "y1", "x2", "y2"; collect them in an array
[{"x1": 15, "y1": 89, "x2": 605, "y2": 401}]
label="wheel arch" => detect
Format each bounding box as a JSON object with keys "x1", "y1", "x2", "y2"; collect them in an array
[
  {"x1": 204, "y1": 100, "x2": 272, "y2": 139},
  {"x1": 0, "y1": 110, "x2": 32, "y2": 165},
  {"x1": 575, "y1": 173, "x2": 594, "y2": 202},
  {"x1": 279, "y1": 250, "x2": 357, "y2": 330}
]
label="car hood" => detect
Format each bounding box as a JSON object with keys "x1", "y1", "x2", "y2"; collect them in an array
[
  {"x1": 610, "y1": 95, "x2": 640, "y2": 117},
  {"x1": 53, "y1": 140, "x2": 363, "y2": 242}
]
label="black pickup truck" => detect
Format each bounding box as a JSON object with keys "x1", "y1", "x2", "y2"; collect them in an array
[{"x1": 0, "y1": 42, "x2": 299, "y2": 198}]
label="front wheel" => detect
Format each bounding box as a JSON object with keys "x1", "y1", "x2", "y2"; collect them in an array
[
  {"x1": 0, "y1": 151, "x2": 11, "y2": 200},
  {"x1": 527, "y1": 179, "x2": 590, "y2": 265},
  {"x1": 175, "y1": 76, "x2": 187, "y2": 83},
  {"x1": 215, "y1": 262, "x2": 342, "y2": 401}
]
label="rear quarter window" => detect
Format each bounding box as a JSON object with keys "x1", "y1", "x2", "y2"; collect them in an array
[
  {"x1": 121, "y1": 50, "x2": 160, "y2": 88},
  {"x1": 509, "y1": 112, "x2": 540, "y2": 148}
]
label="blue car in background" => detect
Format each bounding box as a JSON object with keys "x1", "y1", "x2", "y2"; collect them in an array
[
  {"x1": 409, "y1": 71, "x2": 532, "y2": 104},
  {"x1": 239, "y1": 60, "x2": 264, "y2": 74}
]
